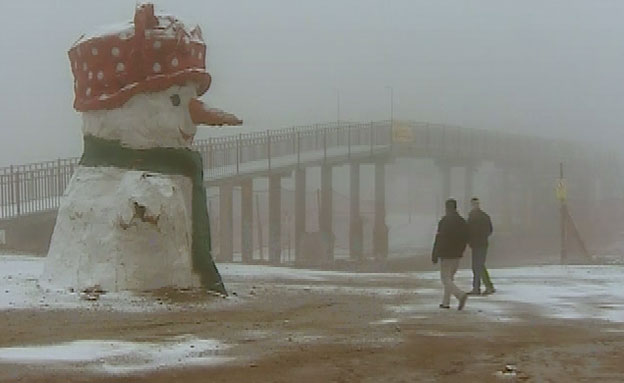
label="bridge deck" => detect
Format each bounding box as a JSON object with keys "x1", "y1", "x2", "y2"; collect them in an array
[
  {"x1": 1, "y1": 120, "x2": 601, "y2": 220},
  {"x1": 205, "y1": 145, "x2": 389, "y2": 184}
]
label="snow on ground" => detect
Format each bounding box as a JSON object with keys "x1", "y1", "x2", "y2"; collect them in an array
[
  {"x1": 218, "y1": 263, "x2": 408, "y2": 282},
  {"x1": 2, "y1": 255, "x2": 624, "y2": 322},
  {"x1": 0, "y1": 255, "x2": 404, "y2": 313},
  {"x1": 0, "y1": 335, "x2": 230, "y2": 375},
  {"x1": 0, "y1": 255, "x2": 163, "y2": 312},
  {"x1": 386, "y1": 265, "x2": 624, "y2": 323}
]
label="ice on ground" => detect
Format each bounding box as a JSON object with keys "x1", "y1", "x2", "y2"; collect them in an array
[{"x1": 0, "y1": 335, "x2": 230, "y2": 375}]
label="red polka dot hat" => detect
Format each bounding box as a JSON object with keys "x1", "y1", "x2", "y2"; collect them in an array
[{"x1": 69, "y1": 3, "x2": 212, "y2": 112}]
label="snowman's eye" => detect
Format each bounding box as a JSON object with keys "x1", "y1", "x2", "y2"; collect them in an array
[{"x1": 170, "y1": 94, "x2": 181, "y2": 106}]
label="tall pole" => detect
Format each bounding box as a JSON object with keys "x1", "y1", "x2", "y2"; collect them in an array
[
  {"x1": 336, "y1": 89, "x2": 341, "y2": 124},
  {"x1": 390, "y1": 87, "x2": 394, "y2": 123},
  {"x1": 386, "y1": 86, "x2": 394, "y2": 123},
  {"x1": 559, "y1": 162, "x2": 567, "y2": 265},
  {"x1": 256, "y1": 194, "x2": 264, "y2": 261}
]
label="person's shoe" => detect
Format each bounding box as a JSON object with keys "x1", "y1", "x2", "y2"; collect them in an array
[
  {"x1": 439, "y1": 304, "x2": 450, "y2": 309},
  {"x1": 458, "y1": 293, "x2": 468, "y2": 311},
  {"x1": 467, "y1": 289, "x2": 481, "y2": 296},
  {"x1": 483, "y1": 287, "x2": 496, "y2": 295}
]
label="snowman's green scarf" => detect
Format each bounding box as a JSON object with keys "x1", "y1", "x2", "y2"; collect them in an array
[{"x1": 80, "y1": 134, "x2": 226, "y2": 295}]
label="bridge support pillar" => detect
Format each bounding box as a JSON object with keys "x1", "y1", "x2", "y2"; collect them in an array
[
  {"x1": 218, "y1": 183, "x2": 233, "y2": 262},
  {"x1": 294, "y1": 168, "x2": 306, "y2": 260},
  {"x1": 320, "y1": 164, "x2": 334, "y2": 261},
  {"x1": 349, "y1": 162, "x2": 363, "y2": 260},
  {"x1": 373, "y1": 161, "x2": 388, "y2": 260},
  {"x1": 269, "y1": 174, "x2": 282, "y2": 265},
  {"x1": 241, "y1": 179, "x2": 253, "y2": 263}
]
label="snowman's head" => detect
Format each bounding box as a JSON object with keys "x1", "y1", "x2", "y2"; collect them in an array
[
  {"x1": 82, "y1": 83, "x2": 240, "y2": 149},
  {"x1": 82, "y1": 84, "x2": 196, "y2": 149},
  {"x1": 70, "y1": 4, "x2": 242, "y2": 149}
]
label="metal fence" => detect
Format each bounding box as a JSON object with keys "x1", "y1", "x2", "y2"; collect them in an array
[
  {"x1": 0, "y1": 158, "x2": 79, "y2": 219},
  {"x1": 195, "y1": 121, "x2": 390, "y2": 180}
]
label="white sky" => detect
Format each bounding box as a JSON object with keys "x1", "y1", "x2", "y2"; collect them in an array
[{"x1": 1, "y1": 0, "x2": 623, "y2": 166}]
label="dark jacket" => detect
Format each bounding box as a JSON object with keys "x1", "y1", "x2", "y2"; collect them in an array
[
  {"x1": 432, "y1": 212, "x2": 469, "y2": 262},
  {"x1": 467, "y1": 209, "x2": 493, "y2": 248}
]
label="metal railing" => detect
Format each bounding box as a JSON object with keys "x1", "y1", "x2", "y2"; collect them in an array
[
  {"x1": 196, "y1": 121, "x2": 389, "y2": 180},
  {"x1": 0, "y1": 158, "x2": 79, "y2": 219}
]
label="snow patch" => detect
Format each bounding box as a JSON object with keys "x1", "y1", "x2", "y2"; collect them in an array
[
  {"x1": 0, "y1": 335, "x2": 230, "y2": 375},
  {"x1": 389, "y1": 265, "x2": 624, "y2": 323},
  {"x1": 371, "y1": 318, "x2": 400, "y2": 325}
]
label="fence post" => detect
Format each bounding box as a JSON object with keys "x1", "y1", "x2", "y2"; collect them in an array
[
  {"x1": 267, "y1": 130, "x2": 272, "y2": 170},
  {"x1": 207, "y1": 137, "x2": 213, "y2": 170},
  {"x1": 323, "y1": 128, "x2": 327, "y2": 162},
  {"x1": 348, "y1": 124, "x2": 351, "y2": 159},
  {"x1": 237, "y1": 133, "x2": 241, "y2": 175},
  {"x1": 315, "y1": 125, "x2": 319, "y2": 150},
  {"x1": 56, "y1": 159, "x2": 62, "y2": 202},
  {"x1": 239, "y1": 134, "x2": 244, "y2": 164},
  {"x1": 370, "y1": 122, "x2": 374, "y2": 157},
  {"x1": 297, "y1": 131, "x2": 301, "y2": 166},
  {"x1": 292, "y1": 127, "x2": 296, "y2": 155},
  {"x1": 9, "y1": 165, "x2": 14, "y2": 216},
  {"x1": 13, "y1": 166, "x2": 21, "y2": 216}
]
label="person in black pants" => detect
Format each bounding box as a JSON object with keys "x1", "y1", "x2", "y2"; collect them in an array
[{"x1": 467, "y1": 197, "x2": 495, "y2": 295}]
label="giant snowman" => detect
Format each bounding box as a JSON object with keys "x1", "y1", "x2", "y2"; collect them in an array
[{"x1": 41, "y1": 3, "x2": 241, "y2": 295}]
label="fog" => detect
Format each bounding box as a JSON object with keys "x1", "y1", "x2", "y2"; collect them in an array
[{"x1": 1, "y1": 0, "x2": 624, "y2": 166}]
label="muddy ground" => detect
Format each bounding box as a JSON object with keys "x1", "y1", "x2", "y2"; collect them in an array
[{"x1": 1, "y1": 260, "x2": 624, "y2": 382}]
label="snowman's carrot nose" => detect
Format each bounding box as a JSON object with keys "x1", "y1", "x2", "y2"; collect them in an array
[{"x1": 189, "y1": 98, "x2": 243, "y2": 126}]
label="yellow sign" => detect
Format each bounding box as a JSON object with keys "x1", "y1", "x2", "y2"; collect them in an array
[
  {"x1": 392, "y1": 122, "x2": 413, "y2": 143},
  {"x1": 556, "y1": 179, "x2": 567, "y2": 201}
]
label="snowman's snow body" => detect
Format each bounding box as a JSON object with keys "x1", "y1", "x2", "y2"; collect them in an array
[
  {"x1": 41, "y1": 4, "x2": 241, "y2": 293},
  {"x1": 44, "y1": 86, "x2": 199, "y2": 291}
]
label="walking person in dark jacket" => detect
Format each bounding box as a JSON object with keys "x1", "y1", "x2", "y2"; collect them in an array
[
  {"x1": 432, "y1": 199, "x2": 469, "y2": 310},
  {"x1": 467, "y1": 197, "x2": 495, "y2": 295}
]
